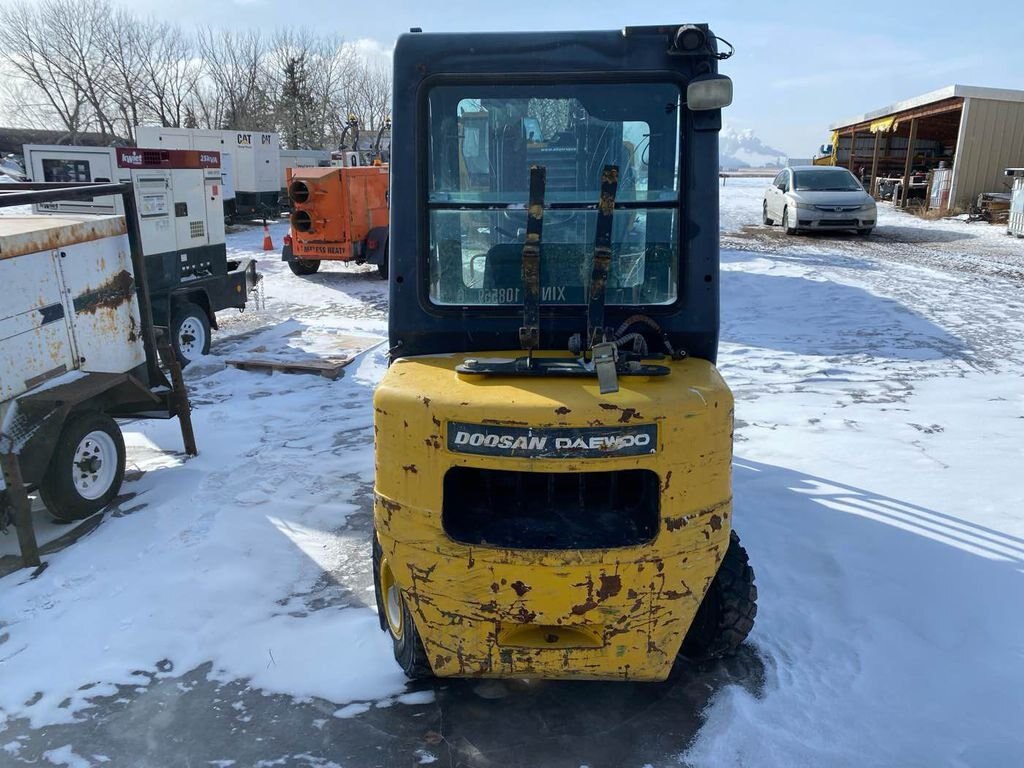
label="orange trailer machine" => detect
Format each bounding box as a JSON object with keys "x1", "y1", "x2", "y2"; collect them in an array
[{"x1": 281, "y1": 164, "x2": 389, "y2": 277}]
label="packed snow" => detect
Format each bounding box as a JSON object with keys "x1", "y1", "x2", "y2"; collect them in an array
[{"x1": 1, "y1": 181, "x2": 1022, "y2": 766}]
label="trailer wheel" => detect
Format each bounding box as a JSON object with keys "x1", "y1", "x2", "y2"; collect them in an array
[
  {"x1": 288, "y1": 258, "x2": 321, "y2": 276},
  {"x1": 171, "y1": 302, "x2": 211, "y2": 365},
  {"x1": 762, "y1": 200, "x2": 774, "y2": 226},
  {"x1": 373, "y1": 531, "x2": 432, "y2": 679},
  {"x1": 680, "y1": 531, "x2": 757, "y2": 661},
  {"x1": 39, "y1": 412, "x2": 126, "y2": 523},
  {"x1": 376, "y1": 249, "x2": 388, "y2": 280}
]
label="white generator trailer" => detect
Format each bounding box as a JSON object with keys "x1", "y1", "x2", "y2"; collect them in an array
[
  {"x1": 135, "y1": 126, "x2": 281, "y2": 221},
  {"x1": 23, "y1": 144, "x2": 260, "y2": 363},
  {"x1": 0, "y1": 181, "x2": 196, "y2": 568}
]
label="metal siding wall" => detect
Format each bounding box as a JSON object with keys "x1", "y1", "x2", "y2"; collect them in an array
[{"x1": 956, "y1": 99, "x2": 1024, "y2": 208}]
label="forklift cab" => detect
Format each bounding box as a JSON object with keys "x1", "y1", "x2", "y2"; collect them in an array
[{"x1": 373, "y1": 24, "x2": 754, "y2": 682}]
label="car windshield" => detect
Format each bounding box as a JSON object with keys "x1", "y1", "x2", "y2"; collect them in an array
[
  {"x1": 426, "y1": 82, "x2": 682, "y2": 306},
  {"x1": 792, "y1": 169, "x2": 862, "y2": 192}
]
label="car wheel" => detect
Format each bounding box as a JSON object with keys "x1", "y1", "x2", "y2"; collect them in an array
[
  {"x1": 762, "y1": 201, "x2": 774, "y2": 226},
  {"x1": 782, "y1": 206, "x2": 797, "y2": 235},
  {"x1": 39, "y1": 412, "x2": 126, "y2": 523}
]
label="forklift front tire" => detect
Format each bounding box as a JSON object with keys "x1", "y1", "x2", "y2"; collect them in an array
[
  {"x1": 288, "y1": 258, "x2": 321, "y2": 276},
  {"x1": 372, "y1": 532, "x2": 432, "y2": 679},
  {"x1": 680, "y1": 530, "x2": 757, "y2": 661},
  {"x1": 39, "y1": 412, "x2": 126, "y2": 523}
]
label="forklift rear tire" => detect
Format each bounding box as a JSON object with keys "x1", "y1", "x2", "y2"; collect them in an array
[
  {"x1": 288, "y1": 258, "x2": 321, "y2": 276},
  {"x1": 372, "y1": 532, "x2": 432, "y2": 679},
  {"x1": 680, "y1": 531, "x2": 757, "y2": 661},
  {"x1": 39, "y1": 412, "x2": 126, "y2": 523},
  {"x1": 171, "y1": 302, "x2": 211, "y2": 365}
]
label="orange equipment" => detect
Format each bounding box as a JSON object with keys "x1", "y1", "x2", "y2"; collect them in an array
[
  {"x1": 281, "y1": 165, "x2": 390, "y2": 277},
  {"x1": 262, "y1": 223, "x2": 274, "y2": 250}
]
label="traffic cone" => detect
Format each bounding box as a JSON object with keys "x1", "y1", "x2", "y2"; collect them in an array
[{"x1": 262, "y1": 223, "x2": 274, "y2": 251}]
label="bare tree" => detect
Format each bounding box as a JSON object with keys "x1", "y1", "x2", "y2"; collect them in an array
[
  {"x1": 41, "y1": 0, "x2": 119, "y2": 138},
  {"x1": 0, "y1": 1, "x2": 90, "y2": 140},
  {"x1": 0, "y1": 6, "x2": 393, "y2": 146},
  {"x1": 196, "y1": 27, "x2": 275, "y2": 130},
  {"x1": 268, "y1": 28, "x2": 316, "y2": 148},
  {"x1": 141, "y1": 23, "x2": 202, "y2": 129},
  {"x1": 315, "y1": 40, "x2": 362, "y2": 148},
  {"x1": 343, "y1": 59, "x2": 392, "y2": 137},
  {"x1": 102, "y1": 9, "x2": 151, "y2": 142},
  {"x1": 268, "y1": 30, "x2": 361, "y2": 148}
]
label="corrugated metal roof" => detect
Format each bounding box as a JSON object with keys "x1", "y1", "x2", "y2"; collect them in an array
[{"x1": 829, "y1": 85, "x2": 1024, "y2": 131}]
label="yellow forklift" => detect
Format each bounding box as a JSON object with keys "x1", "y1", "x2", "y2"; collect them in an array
[{"x1": 373, "y1": 24, "x2": 755, "y2": 680}]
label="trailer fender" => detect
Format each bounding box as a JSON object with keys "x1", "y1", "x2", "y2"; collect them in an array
[
  {"x1": 11, "y1": 371, "x2": 158, "y2": 488},
  {"x1": 365, "y1": 227, "x2": 389, "y2": 266},
  {"x1": 171, "y1": 288, "x2": 217, "y2": 330}
]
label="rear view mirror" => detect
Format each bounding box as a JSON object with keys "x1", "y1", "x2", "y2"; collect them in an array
[{"x1": 687, "y1": 75, "x2": 733, "y2": 111}]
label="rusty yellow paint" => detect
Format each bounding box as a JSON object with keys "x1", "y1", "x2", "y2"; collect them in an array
[{"x1": 373, "y1": 351, "x2": 734, "y2": 681}]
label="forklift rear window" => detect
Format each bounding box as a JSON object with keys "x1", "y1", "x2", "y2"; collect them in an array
[{"x1": 427, "y1": 82, "x2": 682, "y2": 307}]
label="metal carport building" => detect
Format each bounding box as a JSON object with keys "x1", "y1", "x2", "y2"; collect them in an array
[{"x1": 827, "y1": 85, "x2": 1024, "y2": 210}]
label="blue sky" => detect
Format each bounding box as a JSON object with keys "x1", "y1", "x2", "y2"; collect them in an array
[{"x1": 113, "y1": 0, "x2": 1022, "y2": 156}]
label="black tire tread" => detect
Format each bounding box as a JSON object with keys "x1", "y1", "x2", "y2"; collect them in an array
[
  {"x1": 372, "y1": 530, "x2": 432, "y2": 679},
  {"x1": 288, "y1": 258, "x2": 321, "y2": 276},
  {"x1": 376, "y1": 242, "x2": 389, "y2": 280},
  {"x1": 681, "y1": 530, "x2": 757, "y2": 660}
]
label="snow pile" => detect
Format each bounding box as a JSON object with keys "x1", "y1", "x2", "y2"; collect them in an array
[
  {"x1": 0, "y1": 224, "x2": 405, "y2": 728},
  {"x1": 685, "y1": 186, "x2": 1024, "y2": 765},
  {"x1": 0, "y1": 345, "x2": 405, "y2": 727}
]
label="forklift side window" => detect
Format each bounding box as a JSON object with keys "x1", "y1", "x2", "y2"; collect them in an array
[{"x1": 426, "y1": 82, "x2": 682, "y2": 307}]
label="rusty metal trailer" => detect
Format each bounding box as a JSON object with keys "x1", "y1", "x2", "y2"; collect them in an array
[
  {"x1": 0, "y1": 181, "x2": 196, "y2": 572},
  {"x1": 23, "y1": 145, "x2": 262, "y2": 364}
]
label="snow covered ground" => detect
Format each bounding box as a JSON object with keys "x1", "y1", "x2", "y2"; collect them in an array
[{"x1": 1, "y1": 183, "x2": 1022, "y2": 767}]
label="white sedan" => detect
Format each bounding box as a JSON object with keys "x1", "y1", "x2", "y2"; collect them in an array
[{"x1": 763, "y1": 166, "x2": 876, "y2": 236}]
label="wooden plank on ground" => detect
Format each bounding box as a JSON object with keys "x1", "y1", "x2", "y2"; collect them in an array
[{"x1": 225, "y1": 356, "x2": 354, "y2": 380}]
